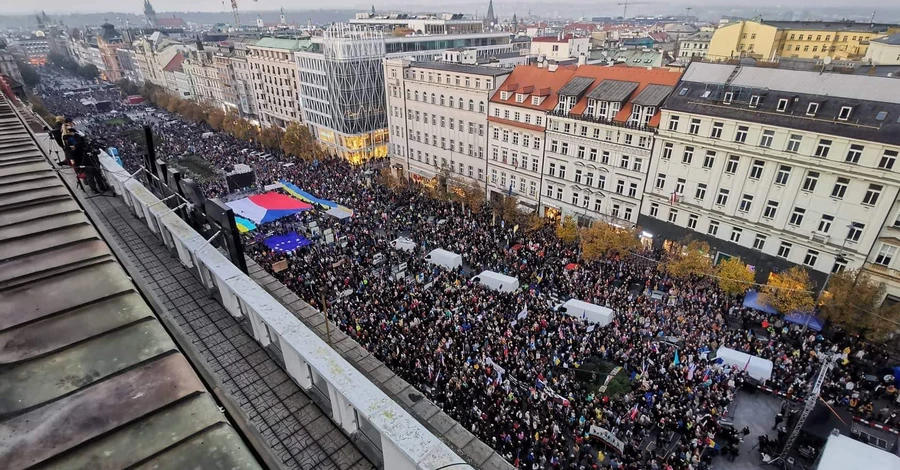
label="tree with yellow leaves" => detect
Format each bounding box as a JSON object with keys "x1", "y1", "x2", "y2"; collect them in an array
[
  {"x1": 459, "y1": 180, "x2": 485, "y2": 214},
  {"x1": 258, "y1": 125, "x2": 285, "y2": 150},
  {"x1": 761, "y1": 266, "x2": 815, "y2": 313},
  {"x1": 493, "y1": 195, "x2": 521, "y2": 225},
  {"x1": 556, "y1": 215, "x2": 579, "y2": 244},
  {"x1": 580, "y1": 221, "x2": 640, "y2": 261},
  {"x1": 664, "y1": 240, "x2": 713, "y2": 278},
  {"x1": 820, "y1": 269, "x2": 900, "y2": 341},
  {"x1": 715, "y1": 257, "x2": 755, "y2": 295},
  {"x1": 206, "y1": 108, "x2": 226, "y2": 131}
]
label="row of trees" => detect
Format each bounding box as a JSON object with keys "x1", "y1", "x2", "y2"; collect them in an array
[
  {"x1": 136, "y1": 81, "x2": 325, "y2": 160},
  {"x1": 47, "y1": 52, "x2": 99, "y2": 80}
]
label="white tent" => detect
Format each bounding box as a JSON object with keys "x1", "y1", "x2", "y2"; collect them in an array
[
  {"x1": 818, "y1": 433, "x2": 900, "y2": 470},
  {"x1": 474, "y1": 270, "x2": 519, "y2": 293},
  {"x1": 714, "y1": 346, "x2": 774, "y2": 382},
  {"x1": 425, "y1": 248, "x2": 462, "y2": 270},
  {"x1": 560, "y1": 299, "x2": 615, "y2": 327},
  {"x1": 391, "y1": 237, "x2": 416, "y2": 253}
]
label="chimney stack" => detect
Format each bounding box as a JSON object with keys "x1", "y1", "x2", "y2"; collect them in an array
[{"x1": 578, "y1": 53, "x2": 586, "y2": 66}]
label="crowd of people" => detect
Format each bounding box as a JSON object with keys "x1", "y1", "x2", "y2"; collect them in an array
[{"x1": 37, "y1": 67, "x2": 900, "y2": 470}]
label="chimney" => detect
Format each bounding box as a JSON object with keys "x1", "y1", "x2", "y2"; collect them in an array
[
  {"x1": 577, "y1": 53, "x2": 586, "y2": 66},
  {"x1": 548, "y1": 62, "x2": 559, "y2": 72},
  {"x1": 537, "y1": 59, "x2": 545, "y2": 68}
]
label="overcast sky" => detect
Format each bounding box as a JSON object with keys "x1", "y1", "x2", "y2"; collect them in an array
[{"x1": 0, "y1": 0, "x2": 890, "y2": 15}]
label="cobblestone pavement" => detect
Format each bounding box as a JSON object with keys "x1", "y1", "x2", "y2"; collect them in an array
[{"x1": 81, "y1": 191, "x2": 375, "y2": 470}]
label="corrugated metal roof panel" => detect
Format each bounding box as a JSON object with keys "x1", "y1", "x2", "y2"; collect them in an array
[
  {"x1": 632, "y1": 84, "x2": 675, "y2": 107},
  {"x1": 558, "y1": 76, "x2": 595, "y2": 97},
  {"x1": 729, "y1": 66, "x2": 900, "y2": 104},
  {"x1": 585, "y1": 79, "x2": 639, "y2": 102}
]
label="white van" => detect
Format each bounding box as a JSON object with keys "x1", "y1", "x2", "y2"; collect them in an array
[
  {"x1": 559, "y1": 299, "x2": 615, "y2": 327},
  {"x1": 425, "y1": 248, "x2": 462, "y2": 270},
  {"x1": 473, "y1": 270, "x2": 520, "y2": 293}
]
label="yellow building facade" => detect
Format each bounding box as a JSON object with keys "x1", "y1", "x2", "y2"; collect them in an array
[{"x1": 709, "y1": 20, "x2": 896, "y2": 62}]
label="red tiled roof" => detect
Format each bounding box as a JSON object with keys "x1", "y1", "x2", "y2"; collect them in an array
[
  {"x1": 490, "y1": 64, "x2": 683, "y2": 128},
  {"x1": 532, "y1": 34, "x2": 575, "y2": 43},
  {"x1": 163, "y1": 52, "x2": 185, "y2": 72}
]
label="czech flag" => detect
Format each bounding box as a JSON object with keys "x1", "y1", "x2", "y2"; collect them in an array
[{"x1": 226, "y1": 192, "x2": 312, "y2": 224}]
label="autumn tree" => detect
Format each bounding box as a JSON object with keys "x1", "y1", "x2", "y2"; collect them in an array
[
  {"x1": 165, "y1": 96, "x2": 180, "y2": 113},
  {"x1": 580, "y1": 221, "x2": 640, "y2": 261},
  {"x1": 206, "y1": 108, "x2": 226, "y2": 131},
  {"x1": 461, "y1": 181, "x2": 485, "y2": 214},
  {"x1": 556, "y1": 215, "x2": 579, "y2": 244},
  {"x1": 761, "y1": 266, "x2": 815, "y2": 314},
  {"x1": 716, "y1": 257, "x2": 755, "y2": 296},
  {"x1": 525, "y1": 213, "x2": 546, "y2": 233},
  {"x1": 378, "y1": 167, "x2": 406, "y2": 193},
  {"x1": 258, "y1": 125, "x2": 285, "y2": 150},
  {"x1": 820, "y1": 269, "x2": 900, "y2": 340},
  {"x1": 493, "y1": 195, "x2": 521, "y2": 225},
  {"x1": 664, "y1": 240, "x2": 713, "y2": 278}
]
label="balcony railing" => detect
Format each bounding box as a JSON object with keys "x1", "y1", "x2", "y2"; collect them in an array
[{"x1": 548, "y1": 109, "x2": 656, "y2": 133}]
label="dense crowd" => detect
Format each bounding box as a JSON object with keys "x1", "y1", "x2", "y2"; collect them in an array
[{"x1": 39, "y1": 70, "x2": 900, "y2": 470}]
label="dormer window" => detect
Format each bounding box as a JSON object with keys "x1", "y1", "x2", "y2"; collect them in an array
[
  {"x1": 531, "y1": 96, "x2": 543, "y2": 106},
  {"x1": 776, "y1": 98, "x2": 789, "y2": 112},
  {"x1": 556, "y1": 95, "x2": 577, "y2": 114},
  {"x1": 515, "y1": 93, "x2": 527, "y2": 103},
  {"x1": 806, "y1": 102, "x2": 819, "y2": 116},
  {"x1": 723, "y1": 92, "x2": 733, "y2": 104},
  {"x1": 499, "y1": 91, "x2": 511, "y2": 100},
  {"x1": 586, "y1": 99, "x2": 596, "y2": 116},
  {"x1": 749, "y1": 95, "x2": 760, "y2": 108},
  {"x1": 838, "y1": 106, "x2": 853, "y2": 121}
]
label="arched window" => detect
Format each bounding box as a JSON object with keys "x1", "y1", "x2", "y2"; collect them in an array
[
  {"x1": 459, "y1": 98, "x2": 464, "y2": 108},
  {"x1": 431, "y1": 93, "x2": 435, "y2": 104},
  {"x1": 468, "y1": 99, "x2": 474, "y2": 111},
  {"x1": 414, "y1": 91, "x2": 419, "y2": 101},
  {"x1": 479, "y1": 101, "x2": 485, "y2": 113},
  {"x1": 449, "y1": 96, "x2": 454, "y2": 107},
  {"x1": 440, "y1": 95, "x2": 445, "y2": 106}
]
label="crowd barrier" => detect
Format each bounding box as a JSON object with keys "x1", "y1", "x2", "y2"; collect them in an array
[{"x1": 98, "y1": 154, "x2": 468, "y2": 470}]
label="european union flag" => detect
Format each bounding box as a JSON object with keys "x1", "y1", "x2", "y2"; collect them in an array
[{"x1": 264, "y1": 232, "x2": 312, "y2": 252}]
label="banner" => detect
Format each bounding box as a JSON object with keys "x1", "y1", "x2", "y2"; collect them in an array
[{"x1": 589, "y1": 426, "x2": 625, "y2": 454}]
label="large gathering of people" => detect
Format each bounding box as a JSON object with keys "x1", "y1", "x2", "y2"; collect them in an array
[{"x1": 37, "y1": 66, "x2": 900, "y2": 470}]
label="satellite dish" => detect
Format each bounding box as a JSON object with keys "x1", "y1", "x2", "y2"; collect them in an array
[{"x1": 823, "y1": 56, "x2": 833, "y2": 65}]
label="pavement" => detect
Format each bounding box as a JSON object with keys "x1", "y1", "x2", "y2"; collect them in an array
[{"x1": 714, "y1": 389, "x2": 783, "y2": 470}]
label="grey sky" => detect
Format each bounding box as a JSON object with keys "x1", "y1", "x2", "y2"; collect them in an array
[{"x1": 0, "y1": 0, "x2": 891, "y2": 15}]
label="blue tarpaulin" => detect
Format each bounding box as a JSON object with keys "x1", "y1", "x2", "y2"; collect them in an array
[
  {"x1": 742, "y1": 291, "x2": 778, "y2": 315},
  {"x1": 783, "y1": 312, "x2": 824, "y2": 332},
  {"x1": 264, "y1": 232, "x2": 312, "y2": 252}
]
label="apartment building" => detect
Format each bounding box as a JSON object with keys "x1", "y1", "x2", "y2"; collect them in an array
[
  {"x1": 231, "y1": 40, "x2": 259, "y2": 120},
  {"x1": 543, "y1": 66, "x2": 681, "y2": 226},
  {"x1": 183, "y1": 46, "x2": 224, "y2": 108},
  {"x1": 676, "y1": 31, "x2": 712, "y2": 60},
  {"x1": 708, "y1": 20, "x2": 898, "y2": 61},
  {"x1": 530, "y1": 34, "x2": 591, "y2": 60},
  {"x1": 485, "y1": 62, "x2": 569, "y2": 211},
  {"x1": 247, "y1": 37, "x2": 309, "y2": 127},
  {"x1": 385, "y1": 59, "x2": 509, "y2": 188},
  {"x1": 350, "y1": 12, "x2": 485, "y2": 34},
  {"x1": 640, "y1": 62, "x2": 900, "y2": 292}
]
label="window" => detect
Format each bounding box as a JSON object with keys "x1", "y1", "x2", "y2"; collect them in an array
[
  {"x1": 804, "y1": 250, "x2": 819, "y2": 267},
  {"x1": 775, "y1": 165, "x2": 791, "y2": 185},
  {"x1": 602, "y1": 151, "x2": 610, "y2": 164},
  {"x1": 650, "y1": 203, "x2": 659, "y2": 217},
  {"x1": 730, "y1": 227, "x2": 742, "y2": 243},
  {"x1": 749, "y1": 160, "x2": 764, "y2": 179},
  {"x1": 863, "y1": 183, "x2": 883, "y2": 206},
  {"x1": 838, "y1": 106, "x2": 853, "y2": 121},
  {"x1": 708, "y1": 220, "x2": 719, "y2": 236},
  {"x1": 634, "y1": 158, "x2": 643, "y2": 172},
  {"x1": 710, "y1": 122, "x2": 724, "y2": 139},
  {"x1": 689, "y1": 118, "x2": 700, "y2": 135},
  {"x1": 763, "y1": 200, "x2": 778, "y2": 219},
  {"x1": 716, "y1": 188, "x2": 729, "y2": 206},
  {"x1": 739, "y1": 194, "x2": 753, "y2": 212},
  {"x1": 577, "y1": 146, "x2": 585, "y2": 159},
  {"x1": 759, "y1": 130, "x2": 775, "y2": 148},
  {"x1": 560, "y1": 142, "x2": 569, "y2": 155},
  {"x1": 818, "y1": 214, "x2": 834, "y2": 233},
  {"x1": 777, "y1": 241, "x2": 792, "y2": 259},
  {"x1": 879, "y1": 150, "x2": 897, "y2": 170},
  {"x1": 559, "y1": 166, "x2": 566, "y2": 179},
  {"x1": 621, "y1": 155, "x2": 630, "y2": 169},
  {"x1": 598, "y1": 175, "x2": 606, "y2": 190},
  {"x1": 589, "y1": 148, "x2": 598, "y2": 162},
  {"x1": 815, "y1": 139, "x2": 832, "y2": 158},
  {"x1": 585, "y1": 172, "x2": 594, "y2": 186},
  {"x1": 725, "y1": 155, "x2": 739, "y2": 174},
  {"x1": 832, "y1": 177, "x2": 849, "y2": 199},
  {"x1": 616, "y1": 180, "x2": 625, "y2": 194},
  {"x1": 876, "y1": 244, "x2": 897, "y2": 266},
  {"x1": 675, "y1": 178, "x2": 686, "y2": 195},
  {"x1": 751, "y1": 234, "x2": 765, "y2": 251},
  {"x1": 682, "y1": 146, "x2": 694, "y2": 164},
  {"x1": 789, "y1": 207, "x2": 806, "y2": 226},
  {"x1": 556, "y1": 187, "x2": 563, "y2": 200},
  {"x1": 806, "y1": 102, "x2": 819, "y2": 116},
  {"x1": 749, "y1": 95, "x2": 760, "y2": 108},
  {"x1": 655, "y1": 173, "x2": 666, "y2": 189},
  {"x1": 629, "y1": 183, "x2": 638, "y2": 198},
  {"x1": 702, "y1": 151, "x2": 715, "y2": 169},
  {"x1": 786, "y1": 134, "x2": 802, "y2": 153},
  {"x1": 847, "y1": 223, "x2": 864, "y2": 242},
  {"x1": 802, "y1": 171, "x2": 819, "y2": 192},
  {"x1": 723, "y1": 92, "x2": 733, "y2": 104},
  {"x1": 846, "y1": 144, "x2": 864, "y2": 163},
  {"x1": 662, "y1": 142, "x2": 673, "y2": 160},
  {"x1": 776, "y1": 98, "x2": 789, "y2": 112},
  {"x1": 572, "y1": 193, "x2": 579, "y2": 206},
  {"x1": 668, "y1": 209, "x2": 679, "y2": 223},
  {"x1": 548, "y1": 162, "x2": 556, "y2": 177},
  {"x1": 549, "y1": 140, "x2": 558, "y2": 153},
  {"x1": 611, "y1": 204, "x2": 620, "y2": 218},
  {"x1": 688, "y1": 214, "x2": 698, "y2": 229},
  {"x1": 695, "y1": 183, "x2": 707, "y2": 200},
  {"x1": 668, "y1": 115, "x2": 680, "y2": 131},
  {"x1": 735, "y1": 126, "x2": 749, "y2": 143}
]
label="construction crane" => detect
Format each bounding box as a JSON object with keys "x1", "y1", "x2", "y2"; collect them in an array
[
  {"x1": 225, "y1": 0, "x2": 259, "y2": 30},
  {"x1": 617, "y1": 0, "x2": 654, "y2": 19}
]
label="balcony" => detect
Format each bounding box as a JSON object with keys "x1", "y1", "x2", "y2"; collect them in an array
[{"x1": 548, "y1": 109, "x2": 655, "y2": 133}]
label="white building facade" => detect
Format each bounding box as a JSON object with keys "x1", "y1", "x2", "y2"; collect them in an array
[
  {"x1": 385, "y1": 59, "x2": 509, "y2": 188},
  {"x1": 247, "y1": 37, "x2": 307, "y2": 128},
  {"x1": 641, "y1": 62, "x2": 900, "y2": 294}
]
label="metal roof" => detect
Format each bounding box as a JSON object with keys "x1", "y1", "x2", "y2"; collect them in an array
[
  {"x1": 409, "y1": 61, "x2": 512, "y2": 77},
  {"x1": 680, "y1": 62, "x2": 737, "y2": 85},
  {"x1": 557, "y1": 76, "x2": 595, "y2": 97},
  {"x1": 585, "y1": 79, "x2": 639, "y2": 102},
  {"x1": 0, "y1": 97, "x2": 261, "y2": 470},
  {"x1": 632, "y1": 84, "x2": 675, "y2": 107}
]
